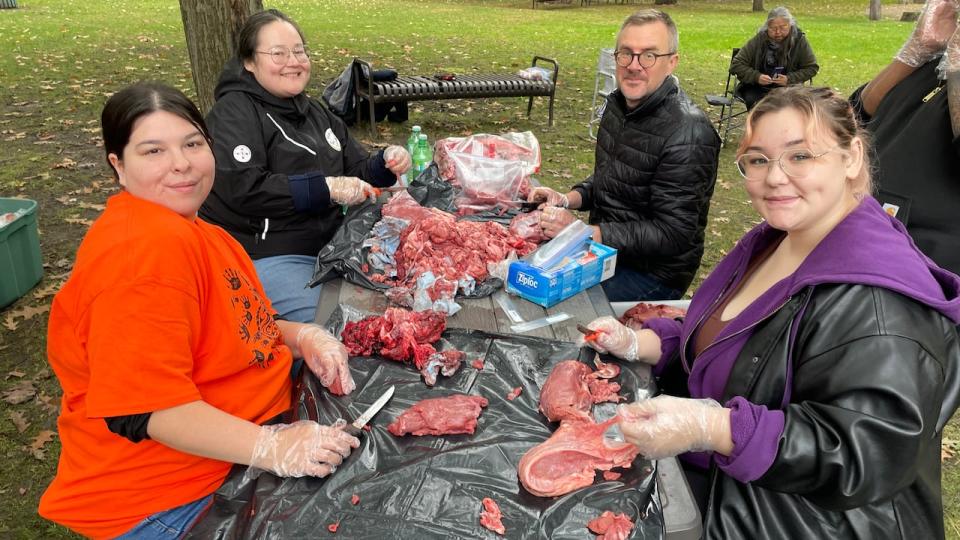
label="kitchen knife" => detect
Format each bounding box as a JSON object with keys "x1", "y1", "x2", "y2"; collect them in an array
[{"x1": 341, "y1": 385, "x2": 395, "y2": 436}]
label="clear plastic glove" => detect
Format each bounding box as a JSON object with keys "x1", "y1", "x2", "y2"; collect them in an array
[
  {"x1": 384, "y1": 145, "x2": 411, "y2": 176},
  {"x1": 618, "y1": 396, "x2": 728, "y2": 460},
  {"x1": 297, "y1": 324, "x2": 356, "y2": 395},
  {"x1": 248, "y1": 420, "x2": 360, "y2": 478},
  {"x1": 895, "y1": 0, "x2": 959, "y2": 67},
  {"x1": 943, "y1": 21, "x2": 960, "y2": 73},
  {"x1": 327, "y1": 176, "x2": 377, "y2": 206},
  {"x1": 527, "y1": 186, "x2": 569, "y2": 208},
  {"x1": 580, "y1": 316, "x2": 639, "y2": 361},
  {"x1": 539, "y1": 206, "x2": 578, "y2": 239}
]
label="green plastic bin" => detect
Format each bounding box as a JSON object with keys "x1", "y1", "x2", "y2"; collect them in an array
[{"x1": 0, "y1": 198, "x2": 43, "y2": 308}]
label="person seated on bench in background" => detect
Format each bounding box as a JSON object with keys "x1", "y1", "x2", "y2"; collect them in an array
[
  {"x1": 200, "y1": 9, "x2": 411, "y2": 323},
  {"x1": 850, "y1": 0, "x2": 960, "y2": 276},
  {"x1": 581, "y1": 86, "x2": 960, "y2": 539},
  {"x1": 729, "y1": 6, "x2": 819, "y2": 110},
  {"x1": 528, "y1": 10, "x2": 720, "y2": 302},
  {"x1": 39, "y1": 82, "x2": 359, "y2": 539}
]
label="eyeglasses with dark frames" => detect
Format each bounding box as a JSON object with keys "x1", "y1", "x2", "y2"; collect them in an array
[{"x1": 612, "y1": 49, "x2": 676, "y2": 69}]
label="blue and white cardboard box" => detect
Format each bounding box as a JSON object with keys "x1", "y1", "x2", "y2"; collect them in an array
[{"x1": 506, "y1": 241, "x2": 617, "y2": 308}]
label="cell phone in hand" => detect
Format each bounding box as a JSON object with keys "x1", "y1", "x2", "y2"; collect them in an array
[{"x1": 772, "y1": 67, "x2": 785, "y2": 77}]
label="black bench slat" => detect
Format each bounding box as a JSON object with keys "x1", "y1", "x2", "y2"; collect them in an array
[{"x1": 353, "y1": 56, "x2": 557, "y2": 137}]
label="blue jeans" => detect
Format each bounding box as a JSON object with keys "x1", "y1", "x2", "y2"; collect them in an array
[
  {"x1": 253, "y1": 254, "x2": 323, "y2": 323},
  {"x1": 114, "y1": 495, "x2": 212, "y2": 539},
  {"x1": 601, "y1": 266, "x2": 682, "y2": 302}
]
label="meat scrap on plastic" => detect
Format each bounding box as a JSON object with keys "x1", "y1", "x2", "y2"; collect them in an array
[
  {"x1": 517, "y1": 416, "x2": 639, "y2": 498},
  {"x1": 539, "y1": 360, "x2": 623, "y2": 423},
  {"x1": 340, "y1": 308, "x2": 463, "y2": 385},
  {"x1": 506, "y1": 387, "x2": 522, "y2": 401},
  {"x1": 479, "y1": 497, "x2": 506, "y2": 535},
  {"x1": 387, "y1": 394, "x2": 489, "y2": 437},
  {"x1": 619, "y1": 302, "x2": 687, "y2": 330},
  {"x1": 587, "y1": 511, "x2": 635, "y2": 540}
]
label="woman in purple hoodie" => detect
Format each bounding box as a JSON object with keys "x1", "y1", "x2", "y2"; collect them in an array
[{"x1": 583, "y1": 86, "x2": 960, "y2": 539}]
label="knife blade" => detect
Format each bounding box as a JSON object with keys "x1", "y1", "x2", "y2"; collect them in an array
[{"x1": 342, "y1": 385, "x2": 395, "y2": 436}]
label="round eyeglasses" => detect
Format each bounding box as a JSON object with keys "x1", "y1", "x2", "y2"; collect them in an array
[
  {"x1": 613, "y1": 49, "x2": 676, "y2": 69},
  {"x1": 735, "y1": 147, "x2": 843, "y2": 182},
  {"x1": 256, "y1": 46, "x2": 310, "y2": 65}
]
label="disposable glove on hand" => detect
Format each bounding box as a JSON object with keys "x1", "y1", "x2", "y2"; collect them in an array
[
  {"x1": 248, "y1": 420, "x2": 360, "y2": 478},
  {"x1": 943, "y1": 22, "x2": 960, "y2": 73},
  {"x1": 327, "y1": 176, "x2": 377, "y2": 206},
  {"x1": 384, "y1": 145, "x2": 412, "y2": 176},
  {"x1": 895, "y1": 0, "x2": 958, "y2": 67},
  {"x1": 539, "y1": 206, "x2": 578, "y2": 239},
  {"x1": 297, "y1": 324, "x2": 355, "y2": 395},
  {"x1": 527, "y1": 186, "x2": 569, "y2": 208},
  {"x1": 618, "y1": 396, "x2": 728, "y2": 460},
  {"x1": 580, "y1": 316, "x2": 639, "y2": 361}
]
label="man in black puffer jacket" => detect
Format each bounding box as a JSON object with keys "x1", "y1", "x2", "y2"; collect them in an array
[{"x1": 530, "y1": 10, "x2": 720, "y2": 302}]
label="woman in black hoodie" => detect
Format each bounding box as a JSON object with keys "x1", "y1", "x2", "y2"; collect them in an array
[{"x1": 200, "y1": 9, "x2": 410, "y2": 323}]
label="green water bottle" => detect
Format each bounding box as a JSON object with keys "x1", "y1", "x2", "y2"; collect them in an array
[
  {"x1": 400, "y1": 125, "x2": 422, "y2": 185},
  {"x1": 412, "y1": 133, "x2": 431, "y2": 176}
]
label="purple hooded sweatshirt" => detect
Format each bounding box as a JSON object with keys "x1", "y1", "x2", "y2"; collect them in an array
[{"x1": 644, "y1": 197, "x2": 960, "y2": 482}]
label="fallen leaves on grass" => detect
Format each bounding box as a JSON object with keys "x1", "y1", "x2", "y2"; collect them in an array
[
  {"x1": 5, "y1": 370, "x2": 26, "y2": 379},
  {"x1": 28, "y1": 430, "x2": 57, "y2": 460},
  {"x1": 2, "y1": 381, "x2": 36, "y2": 405},
  {"x1": 64, "y1": 217, "x2": 94, "y2": 227},
  {"x1": 2, "y1": 304, "x2": 50, "y2": 331},
  {"x1": 9, "y1": 411, "x2": 30, "y2": 433},
  {"x1": 943, "y1": 437, "x2": 960, "y2": 462},
  {"x1": 32, "y1": 281, "x2": 63, "y2": 300},
  {"x1": 52, "y1": 157, "x2": 77, "y2": 169}
]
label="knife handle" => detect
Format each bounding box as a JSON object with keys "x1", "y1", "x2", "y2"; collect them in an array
[{"x1": 341, "y1": 424, "x2": 363, "y2": 437}]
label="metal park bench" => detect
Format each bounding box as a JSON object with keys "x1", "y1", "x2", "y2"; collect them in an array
[{"x1": 352, "y1": 56, "x2": 559, "y2": 138}]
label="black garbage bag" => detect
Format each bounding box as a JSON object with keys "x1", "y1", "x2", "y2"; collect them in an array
[
  {"x1": 188, "y1": 305, "x2": 663, "y2": 539},
  {"x1": 309, "y1": 165, "x2": 524, "y2": 298}
]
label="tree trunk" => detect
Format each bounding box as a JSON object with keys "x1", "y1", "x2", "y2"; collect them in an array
[
  {"x1": 180, "y1": 0, "x2": 263, "y2": 114},
  {"x1": 868, "y1": 0, "x2": 882, "y2": 21},
  {"x1": 752, "y1": 0, "x2": 764, "y2": 12}
]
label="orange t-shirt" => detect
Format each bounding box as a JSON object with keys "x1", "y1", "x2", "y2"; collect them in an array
[{"x1": 39, "y1": 192, "x2": 293, "y2": 539}]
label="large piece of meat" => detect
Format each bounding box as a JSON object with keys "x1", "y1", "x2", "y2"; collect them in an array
[
  {"x1": 517, "y1": 417, "x2": 639, "y2": 498},
  {"x1": 387, "y1": 394, "x2": 489, "y2": 437},
  {"x1": 539, "y1": 360, "x2": 622, "y2": 423},
  {"x1": 619, "y1": 302, "x2": 687, "y2": 330},
  {"x1": 340, "y1": 308, "x2": 461, "y2": 385},
  {"x1": 587, "y1": 511, "x2": 635, "y2": 540}
]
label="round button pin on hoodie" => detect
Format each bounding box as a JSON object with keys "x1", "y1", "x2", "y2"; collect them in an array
[
  {"x1": 233, "y1": 145, "x2": 251, "y2": 163},
  {"x1": 325, "y1": 129, "x2": 342, "y2": 152}
]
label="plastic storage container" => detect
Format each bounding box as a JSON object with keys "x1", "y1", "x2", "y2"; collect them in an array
[{"x1": 0, "y1": 198, "x2": 43, "y2": 308}]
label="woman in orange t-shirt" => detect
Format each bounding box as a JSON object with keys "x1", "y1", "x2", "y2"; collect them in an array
[{"x1": 39, "y1": 82, "x2": 360, "y2": 540}]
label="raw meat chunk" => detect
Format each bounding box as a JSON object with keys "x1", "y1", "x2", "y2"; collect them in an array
[
  {"x1": 539, "y1": 360, "x2": 623, "y2": 423},
  {"x1": 619, "y1": 302, "x2": 687, "y2": 330},
  {"x1": 506, "y1": 387, "x2": 522, "y2": 401},
  {"x1": 479, "y1": 497, "x2": 506, "y2": 535},
  {"x1": 587, "y1": 511, "x2": 635, "y2": 540},
  {"x1": 518, "y1": 417, "x2": 639, "y2": 498},
  {"x1": 387, "y1": 394, "x2": 489, "y2": 437}
]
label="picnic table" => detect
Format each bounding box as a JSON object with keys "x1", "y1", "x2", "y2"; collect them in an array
[{"x1": 188, "y1": 280, "x2": 701, "y2": 538}]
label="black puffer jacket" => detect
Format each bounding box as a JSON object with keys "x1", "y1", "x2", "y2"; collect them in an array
[
  {"x1": 693, "y1": 283, "x2": 960, "y2": 539},
  {"x1": 200, "y1": 58, "x2": 395, "y2": 259},
  {"x1": 574, "y1": 76, "x2": 720, "y2": 294}
]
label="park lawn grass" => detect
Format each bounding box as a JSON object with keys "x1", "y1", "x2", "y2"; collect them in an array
[{"x1": 1, "y1": 1, "x2": 955, "y2": 537}]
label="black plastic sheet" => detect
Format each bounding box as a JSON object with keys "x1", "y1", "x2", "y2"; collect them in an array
[
  {"x1": 189, "y1": 306, "x2": 663, "y2": 539},
  {"x1": 309, "y1": 166, "x2": 522, "y2": 298}
]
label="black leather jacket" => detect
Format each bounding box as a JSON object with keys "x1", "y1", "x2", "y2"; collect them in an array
[
  {"x1": 675, "y1": 284, "x2": 960, "y2": 539},
  {"x1": 574, "y1": 76, "x2": 720, "y2": 294}
]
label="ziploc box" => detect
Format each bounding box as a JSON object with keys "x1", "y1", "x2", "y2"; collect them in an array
[{"x1": 506, "y1": 240, "x2": 617, "y2": 307}]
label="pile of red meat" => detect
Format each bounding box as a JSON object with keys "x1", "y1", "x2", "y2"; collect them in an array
[
  {"x1": 518, "y1": 359, "x2": 639, "y2": 498},
  {"x1": 587, "y1": 511, "x2": 635, "y2": 540},
  {"x1": 340, "y1": 307, "x2": 464, "y2": 385},
  {"x1": 619, "y1": 302, "x2": 687, "y2": 330},
  {"x1": 387, "y1": 394, "x2": 488, "y2": 437},
  {"x1": 370, "y1": 192, "x2": 538, "y2": 299}
]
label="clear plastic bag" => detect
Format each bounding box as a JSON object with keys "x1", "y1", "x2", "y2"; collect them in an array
[
  {"x1": 434, "y1": 132, "x2": 541, "y2": 213},
  {"x1": 524, "y1": 220, "x2": 593, "y2": 270}
]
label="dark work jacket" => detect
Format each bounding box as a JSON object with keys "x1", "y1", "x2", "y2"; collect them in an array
[
  {"x1": 730, "y1": 28, "x2": 819, "y2": 85},
  {"x1": 698, "y1": 283, "x2": 960, "y2": 539},
  {"x1": 200, "y1": 58, "x2": 395, "y2": 259},
  {"x1": 574, "y1": 76, "x2": 720, "y2": 294}
]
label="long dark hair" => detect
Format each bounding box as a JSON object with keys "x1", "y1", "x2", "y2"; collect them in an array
[
  {"x1": 100, "y1": 82, "x2": 211, "y2": 180},
  {"x1": 235, "y1": 9, "x2": 306, "y2": 63}
]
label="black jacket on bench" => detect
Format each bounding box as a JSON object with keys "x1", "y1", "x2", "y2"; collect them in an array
[
  {"x1": 200, "y1": 58, "x2": 395, "y2": 260},
  {"x1": 573, "y1": 76, "x2": 720, "y2": 294}
]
